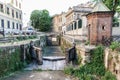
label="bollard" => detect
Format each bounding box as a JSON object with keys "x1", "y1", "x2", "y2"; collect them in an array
[{"x1": 35, "y1": 47, "x2": 43, "y2": 65}]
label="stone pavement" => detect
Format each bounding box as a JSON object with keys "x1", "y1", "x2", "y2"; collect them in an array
[{"x1": 3, "y1": 71, "x2": 76, "y2": 80}]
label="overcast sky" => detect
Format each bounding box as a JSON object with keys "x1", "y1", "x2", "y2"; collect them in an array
[{"x1": 22, "y1": 0, "x2": 90, "y2": 26}]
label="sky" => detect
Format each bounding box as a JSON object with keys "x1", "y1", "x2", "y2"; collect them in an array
[{"x1": 22, "y1": 0, "x2": 90, "y2": 26}]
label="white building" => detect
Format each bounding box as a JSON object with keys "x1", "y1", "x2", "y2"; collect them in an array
[
  {"x1": 65, "y1": 2, "x2": 94, "y2": 41},
  {"x1": 112, "y1": 13, "x2": 120, "y2": 36},
  {"x1": 0, "y1": 0, "x2": 22, "y2": 36}
]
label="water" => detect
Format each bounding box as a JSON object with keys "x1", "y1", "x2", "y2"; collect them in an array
[{"x1": 24, "y1": 56, "x2": 66, "y2": 70}]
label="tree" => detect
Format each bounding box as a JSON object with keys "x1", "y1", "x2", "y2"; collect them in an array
[
  {"x1": 30, "y1": 10, "x2": 41, "y2": 29},
  {"x1": 30, "y1": 9, "x2": 52, "y2": 32},
  {"x1": 94, "y1": 0, "x2": 120, "y2": 14}
]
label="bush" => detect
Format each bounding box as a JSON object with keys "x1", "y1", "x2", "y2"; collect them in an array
[
  {"x1": 110, "y1": 42, "x2": 120, "y2": 51},
  {"x1": 64, "y1": 66, "x2": 74, "y2": 75},
  {"x1": 64, "y1": 45, "x2": 106, "y2": 79},
  {"x1": 101, "y1": 71, "x2": 117, "y2": 80}
]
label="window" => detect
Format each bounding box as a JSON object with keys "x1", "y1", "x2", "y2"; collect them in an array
[
  {"x1": 78, "y1": 19, "x2": 82, "y2": 28},
  {"x1": 7, "y1": 21, "x2": 10, "y2": 28},
  {"x1": 16, "y1": 23, "x2": 18, "y2": 29},
  {"x1": 19, "y1": 14, "x2": 22, "y2": 19},
  {"x1": 16, "y1": 12, "x2": 18, "y2": 18},
  {"x1": 7, "y1": 7, "x2": 10, "y2": 15},
  {"x1": 1, "y1": 19, "x2": 4, "y2": 28},
  {"x1": 19, "y1": 3, "x2": 21, "y2": 9},
  {"x1": 74, "y1": 22, "x2": 77, "y2": 29},
  {"x1": 0, "y1": 4, "x2": 4, "y2": 12},
  {"x1": 12, "y1": 9, "x2": 14, "y2": 18},
  {"x1": 102, "y1": 25, "x2": 105, "y2": 30},
  {"x1": 72, "y1": 24, "x2": 73, "y2": 30},
  {"x1": 12, "y1": 22, "x2": 15, "y2": 29},
  {"x1": 20, "y1": 24, "x2": 22, "y2": 30}
]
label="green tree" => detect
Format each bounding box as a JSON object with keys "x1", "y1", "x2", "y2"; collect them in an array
[
  {"x1": 30, "y1": 10, "x2": 41, "y2": 29},
  {"x1": 94, "y1": 0, "x2": 120, "y2": 14},
  {"x1": 30, "y1": 9, "x2": 52, "y2": 32}
]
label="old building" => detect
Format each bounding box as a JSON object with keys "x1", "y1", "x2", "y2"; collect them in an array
[
  {"x1": 112, "y1": 13, "x2": 120, "y2": 36},
  {"x1": 0, "y1": 0, "x2": 22, "y2": 36},
  {"x1": 86, "y1": 1, "x2": 113, "y2": 45},
  {"x1": 52, "y1": 12, "x2": 66, "y2": 33},
  {"x1": 65, "y1": 2, "x2": 93, "y2": 41}
]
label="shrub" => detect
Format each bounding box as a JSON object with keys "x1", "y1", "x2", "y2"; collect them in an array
[
  {"x1": 64, "y1": 66, "x2": 74, "y2": 75},
  {"x1": 110, "y1": 42, "x2": 120, "y2": 51},
  {"x1": 101, "y1": 71, "x2": 117, "y2": 80}
]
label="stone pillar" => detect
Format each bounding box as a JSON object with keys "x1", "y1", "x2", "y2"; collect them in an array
[
  {"x1": 65, "y1": 48, "x2": 69, "y2": 64},
  {"x1": 36, "y1": 47, "x2": 43, "y2": 65},
  {"x1": 20, "y1": 44, "x2": 26, "y2": 61}
]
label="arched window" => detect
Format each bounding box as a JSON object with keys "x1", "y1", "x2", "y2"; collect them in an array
[{"x1": 78, "y1": 19, "x2": 82, "y2": 28}]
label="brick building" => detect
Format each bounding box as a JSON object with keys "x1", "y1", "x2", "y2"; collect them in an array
[{"x1": 86, "y1": 1, "x2": 113, "y2": 45}]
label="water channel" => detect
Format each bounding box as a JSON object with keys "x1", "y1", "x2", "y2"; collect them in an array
[{"x1": 25, "y1": 46, "x2": 66, "y2": 70}]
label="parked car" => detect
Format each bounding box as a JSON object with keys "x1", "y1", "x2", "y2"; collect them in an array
[{"x1": 22, "y1": 27, "x2": 36, "y2": 35}]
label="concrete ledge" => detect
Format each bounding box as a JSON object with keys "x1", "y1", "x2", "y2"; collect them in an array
[{"x1": 43, "y1": 56, "x2": 65, "y2": 61}]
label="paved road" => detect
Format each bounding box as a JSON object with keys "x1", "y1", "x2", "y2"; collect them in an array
[{"x1": 3, "y1": 71, "x2": 76, "y2": 80}]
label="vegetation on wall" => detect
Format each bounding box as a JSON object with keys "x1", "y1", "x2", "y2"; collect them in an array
[
  {"x1": 0, "y1": 48, "x2": 26, "y2": 78},
  {"x1": 16, "y1": 35, "x2": 37, "y2": 41},
  {"x1": 64, "y1": 45, "x2": 116, "y2": 80}
]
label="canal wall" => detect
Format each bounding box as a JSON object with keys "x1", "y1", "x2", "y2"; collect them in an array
[
  {"x1": 0, "y1": 35, "x2": 46, "y2": 78},
  {"x1": 61, "y1": 37, "x2": 95, "y2": 65},
  {"x1": 104, "y1": 48, "x2": 120, "y2": 80}
]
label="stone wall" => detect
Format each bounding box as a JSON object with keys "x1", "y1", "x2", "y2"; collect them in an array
[
  {"x1": 104, "y1": 48, "x2": 120, "y2": 80},
  {"x1": 0, "y1": 35, "x2": 46, "y2": 78},
  {"x1": 61, "y1": 37, "x2": 95, "y2": 65}
]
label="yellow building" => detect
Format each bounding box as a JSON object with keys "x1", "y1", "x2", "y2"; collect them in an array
[{"x1": 52, "y1": 12, "x2": 66, "y2": 33}]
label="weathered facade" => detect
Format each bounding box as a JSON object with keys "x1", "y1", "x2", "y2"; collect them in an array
[
  {"x1": 52, "y1": 12, "x2": 66, "y2": 33},
  {"x1": 86, "y1": 1, "x2": 113, "y2": 45},
  {"x1": 65, "y1": 2, "x2": 93, "y2": 41}
]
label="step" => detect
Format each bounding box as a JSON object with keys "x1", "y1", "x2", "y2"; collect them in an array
[
  {"x1": 43, "y1": 56, "x2": 65, "y2": 61},
  {"x1": 24, "y1": 56, "x2": 66, "y2": 70}
]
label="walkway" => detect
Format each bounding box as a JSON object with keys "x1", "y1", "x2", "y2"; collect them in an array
[{"x1": 3, "y1": 71, "x2": 75, "y2": 80}]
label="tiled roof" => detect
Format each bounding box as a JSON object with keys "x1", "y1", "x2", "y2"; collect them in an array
[{"x1": 92, "y1": 1, "x2": 110, "y2": 12}]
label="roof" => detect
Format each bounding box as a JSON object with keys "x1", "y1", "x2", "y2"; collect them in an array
[{"x1": 92, "y1": 0, "x2": 110, "y2": 12}]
